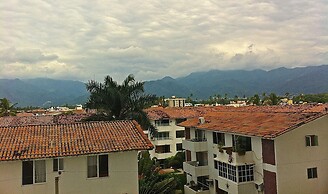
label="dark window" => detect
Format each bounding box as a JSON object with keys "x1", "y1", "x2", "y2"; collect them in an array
[
  {"x1": 307, "y1": 167, "x2": 318, "y2": 179},
  {"x1": 22, "y1": 160, "x2": 46, "y2": 185},
  {"x1": 155, "y1": 119, "x2": 170, "y2": 126},
  {"x1": 176, "y1": 130, "x2": 185, "y2": 138},
  {"x1": 22, "y1": 161, "x2": 33, "y2": 185},
  {"x1": 213, "y1": 132, "x2": 225, "y2": 145},
  {"x1": 87, "y1": 154, "x2": 109, "y2": 178},
  {"x1": 99, "y1": 155, "x2": 109, "y2": 177},
  {"x1": 155, "y1": 145, "x2": 170, "y2": 153},
  {"x1": 233, "y1": 135, "x2": 252, "y2": 151},
  {"x1": 176, "y1": 143, "x2": 183, "y2": 151},
  {"x1": 53, "y1": 158, "x2": 64, "y2": 172},
  {"x1": 214, "y1": 160, "x2": 218, "y2": 169},
  {"x1": 306, "y1": 135, "x2": 318, "y2": 146},
  {"x1": 175, "y1": 118, "x2": 187, "y2": 125}
]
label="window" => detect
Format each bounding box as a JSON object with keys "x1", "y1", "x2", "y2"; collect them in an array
[
  {"x1": 176, "y1": 130, "x2": 185, "y2": 138},
  {"x1": 53, "y1": 158, "x2": 64, "y2": 172},
  {"x1": 175, "y1": 118, "x2": 187, "y2": 125},
  {"x1": 213, "y1": 132, "x2": 225, "y2": 145},
  {"x1": 305, "y1": 135, "x2": 318, "y2": 146},
  {"x1": 214, "y1": 160, "x2": 218, "y2": 169},
  {"x1": 307, "y1": 167, "x2": 318, "y2": 179},
  {"x1": 155, "y1": 119, "x2": 170, "y2": 126},
  {"x1": 156, "y1": 132, "x2": 170, "y2": 140},
  {"x1": 22, "y1": 160, "x2": 46, "y2": 185},
  {"x1": 176, "y1": 143, "x2": 183, "y2": 151},
  {"x1": 218, "y1": 161, "x2": 254, "y2": 183},
  {"x1": 155, "y1": 145, "x2": 171, "y2": 153},
  {"x1": 238, "y1": 165, "x2": 254, "y2": 182},
  {"x1": 232, "y1": 135, "x2": 252, "y2": 151},
  {"x1": 87, "y1": 154, "x2": 109, "y2": 178}
]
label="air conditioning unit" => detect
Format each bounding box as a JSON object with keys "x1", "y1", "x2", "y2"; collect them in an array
[{"x1": 255, "y1": 183, "x2": 264, "y2": 192}]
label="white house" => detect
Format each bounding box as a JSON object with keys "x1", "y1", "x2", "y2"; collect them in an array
[
  {"x1": 0, "y1": 120, "x2": 153, "y2": 194},
  {"x1": 180, "y1": 104, "x2": 328, "y2": 194}
]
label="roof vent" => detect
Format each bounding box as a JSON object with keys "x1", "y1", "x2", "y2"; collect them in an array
[{"x1": 199, "y1": 117, "x2": 205, "y2": 124}]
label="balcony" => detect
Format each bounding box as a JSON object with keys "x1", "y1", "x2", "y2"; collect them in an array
[
  {"x1": 216, "y1": 147, "x2": 254, "y2": 165},
  {"x1": 182, "y1": 138, "x2": 208, "y2": 152},
  {"x1": 184, "y1": 185, "x2": 210, "y2": 194},
  {"x1": 153, "y1": 152, "x2": 175, "y2": 159},
  {"x1": 183, "y1": 161, "x2": 209, "y2": 177},
  {"x1": 151, "y1": 136, "x2": 173, "y2": 145}
]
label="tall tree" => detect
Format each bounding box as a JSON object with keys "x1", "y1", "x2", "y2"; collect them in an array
[
  {"x1": 85, "y1": 75, "x2": 156, "y2": 132},
  {"x1": 0, "y1": 98, "x2": 17, "y2": 117}
]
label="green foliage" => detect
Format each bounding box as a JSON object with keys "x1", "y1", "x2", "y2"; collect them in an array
[
  {"x1": 138, "y1": 151, "x2": 178, "y2": 194},
  {"x1": 0, "y1": 98, "x2": 17, "y2": 117},
  {"x1": 293, "y1": 93, "x2": 328, "y2": 103},
  {"x1": 85, "y1": 74, "x2": 157, "y2": 132},
  {"x1": 164, "y1": 152, "x2": 185, "y2": 169}
]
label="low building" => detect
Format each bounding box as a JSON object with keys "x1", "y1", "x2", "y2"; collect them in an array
[
  {"x1": 0, "y1": 120, "x2": 153, "y2": 194},
  {"x1": 180, "y1": 104, "x2": 328, "y2": 194}
]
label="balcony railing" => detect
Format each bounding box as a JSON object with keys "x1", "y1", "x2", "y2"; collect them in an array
[
  {"x1": 182, "y1": 139, "x2": 208, "y2": 152},
  {"x1": 216, "y1": 146, "x2": 254, "y2": 165},
  {"x1": 184, "y1": 185, "x2": 210, "y2": 194},
  {"x1": 183, "y1": 161, "x2": 209, "y2": 177}
]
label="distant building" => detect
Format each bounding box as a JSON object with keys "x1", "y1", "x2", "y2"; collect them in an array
[
  {"x1": 0, "y1": 120, "x2": 153, "y2": 194},
  {"x1": 165, "y1": 96, "x2": 186, "y2": 107},
  {"x1": 180, "y1": 105, "x2": 328, "y2": 194}
]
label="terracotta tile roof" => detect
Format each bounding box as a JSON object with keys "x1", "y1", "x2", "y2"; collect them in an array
[
  {"x1": 179, "y1": 104, "x2": 328, "y2": 138},
  {"x1": 0, "y1": 114, "x2": 91, "y2": 127},
  {"x1": 145, "y1": 103, "x2": 328, "y2": 120},
  {"x1": 0, "y1": 120, "x2": 153, "y2": 161}
]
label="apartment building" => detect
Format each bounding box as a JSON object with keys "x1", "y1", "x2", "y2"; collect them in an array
[
  {"x1": 145, "y1": 107, "x2": 209, "y2": 162},
  {"x1": 165, "y1": 96, "x2": 186, "y2": 107},
  {"x1": 0, "y1": 120, "x2": 153, "y2": 194},
  {"x1": 180, "y1": 105, "x2": 328, "y2": 194}
]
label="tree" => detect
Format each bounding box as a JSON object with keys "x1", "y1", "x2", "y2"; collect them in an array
[
  {"x1": 85, "y1": 75, "x2": 157, "y2": 133},
  {"x1": 138, "y1": 151, "x2": 178, "y2": 194},
  {"x1": 0, "y1": 98, "x2": 17, "y2": 117}
]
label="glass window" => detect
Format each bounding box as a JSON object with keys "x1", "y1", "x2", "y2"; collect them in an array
[
  {"x1": 176, "y1": 143, "x2": 183, "y2": 151},
  {"x1": 22, "y1": 161, "x2": 33, "y2": 185},
  {"x1": 233, "y1": 135, "x2": 252, "y2": 151},
  {"x1": 22, "y1": 160, "x2": 46, "y2": 185},
  {"x1": 307, "y1": 167, "x2": 318, "y2": 179},
  {"x1": 87, "y1": 156, "x2": 98, "y2": 178},
  {"x1": 176, "y1": 130, "x2": 185, "y2": 138},
  {"x1": 213, "y1": 132, "x2": 225, "y2": 145},
  {"x1": 53, "y1": 158, "x2": 64, "y2": 172},
  {"x1": 305, "y1": 135, "x2": 318, "y2": 146},
  {"x1": 87, "y1": 154, "x2": 109, "y2": 178},
  {"x1": 218, "y1": 161, "x2": 254, "y2": 183}
]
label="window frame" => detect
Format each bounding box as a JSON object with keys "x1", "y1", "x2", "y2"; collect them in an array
[
  {"x1": 217, "y1": 161, "x2": 254, "y2": 183},
  {"x1": 22, "y1": 160, "x2": 46, "y2": 185},
  {"x1": 305, "y1": 135, "x2": 318, "y2": 146},
  {"x1": 87, "y1": 154, "x2": 109, "y2": 178},
  {"x1": 213, "y1": 132, "x2": 225, "y2": 145},
  {"x1": 307, "y1": 167, "x2": 318, "y2": 179},
  {"x1": 176, "y1": 130, "x2": 185, "y2": 138},
  {"x1": 53, "y1": 158, "x2": 64, "y2": 172}
]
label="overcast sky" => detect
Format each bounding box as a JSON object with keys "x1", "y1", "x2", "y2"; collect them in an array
[{"x1": 1, "y1": 0, "x2": 327, "y2": 82}]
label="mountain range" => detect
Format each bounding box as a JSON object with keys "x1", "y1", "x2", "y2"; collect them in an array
[
  {"x1": 144, "y1": 65, "x2": 328, "y2": 99},
  {"x1": 0, "y1": 65, "x2": 327, "y2": 107}
]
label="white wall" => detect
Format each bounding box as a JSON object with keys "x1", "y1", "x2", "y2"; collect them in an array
[{"x1": 0, "y1": 151, "x2": 139, "y2": 194}]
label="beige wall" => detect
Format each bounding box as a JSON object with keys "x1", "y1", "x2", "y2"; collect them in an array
[
  {"x1": 275, "y1": 115, "x2": 328, "y2": 194},
  {"x1": 149, "y1": 119, "x2": 185, "y2": 160},
  {"x1": 0, "y1": 151, "x2": 139, "y2": 194}
]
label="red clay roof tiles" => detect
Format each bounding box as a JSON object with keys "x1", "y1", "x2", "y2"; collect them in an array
[
  {"x1": 0, "y1": 120, "x2": 153, "y2": 161},
  {"x1": 178, "y1": 104, "x2": 328, "y2": 138}
]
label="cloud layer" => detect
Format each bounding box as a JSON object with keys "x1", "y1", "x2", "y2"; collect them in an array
[{"x1": 1, "y1": 0, "x2": 327, "y2": 82}]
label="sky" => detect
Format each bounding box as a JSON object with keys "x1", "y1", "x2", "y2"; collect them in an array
[{"x1": 1, "y1": 0, "x2": 327, "y2": 82}]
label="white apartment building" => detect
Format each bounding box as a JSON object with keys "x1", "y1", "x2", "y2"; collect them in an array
[
  {"x1": 0, "y1": 120, "x2": 153, "y2": 194},
  {"x1": 145, "y1": 107, "x2": 207, "y2": 162},
  {"x1": 180, "y1": 105, "x2": 328, "y2": 194}
]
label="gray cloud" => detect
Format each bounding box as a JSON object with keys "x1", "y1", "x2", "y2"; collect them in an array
[{"x1": 0, "y1": 0, "x2": 327, "y2": 82}]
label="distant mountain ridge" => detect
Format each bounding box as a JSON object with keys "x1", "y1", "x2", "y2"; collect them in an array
[
  {"x1": 144, "y1": 65, "x2": 328, "y2": 99},
  {"x1": 0, "y1": 65, "x2": 327, "y2": 107},
  {"x1": 0, "y1": 78, "x2": 88, "y2": 107}
]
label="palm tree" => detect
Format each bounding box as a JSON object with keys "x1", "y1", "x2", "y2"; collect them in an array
[
  {"x1": 0, "y1": 98, "x2": 17, "y2": 117},
  {"x1": 85, "y1": 74, "x2": 156, "y2": 133}
]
